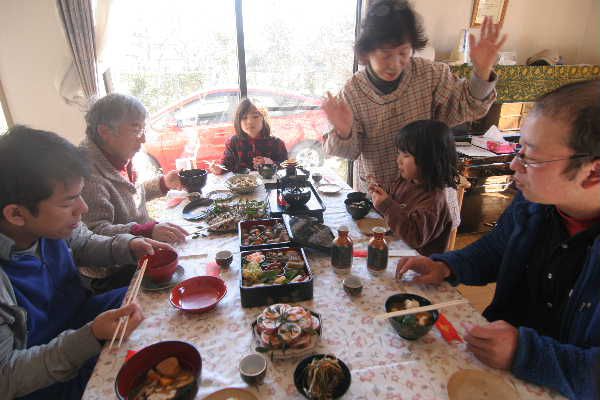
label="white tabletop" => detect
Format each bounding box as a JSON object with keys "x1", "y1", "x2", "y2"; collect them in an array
[{"x1": 83, "y1": 169, "x2": 562, "y2": 399}]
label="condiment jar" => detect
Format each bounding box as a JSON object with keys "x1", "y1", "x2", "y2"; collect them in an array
[{"x1": 367, "y1": 226, "x2": 388, "y2": 274}]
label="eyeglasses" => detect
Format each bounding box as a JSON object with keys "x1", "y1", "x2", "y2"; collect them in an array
[
  {"x1": 130, "y1": 126, "x2": 146, "y2": 139},
  {"x1": 513, "y1": 152, "x2": 592, "y2": 169},
  {"x1": 367, "y1": 0, "x2": 406, "y2": 17}
]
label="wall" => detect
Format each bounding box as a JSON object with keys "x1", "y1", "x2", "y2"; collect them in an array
[
  {"x1": 414, "y1": 0, "x2": 600, "y2": 65},
  {"x1": 0, "y1": 1, "x2": 599, "y2": 144},
  {"x1": 0, "y1": 1, "x2": 86, "y2": 143}
]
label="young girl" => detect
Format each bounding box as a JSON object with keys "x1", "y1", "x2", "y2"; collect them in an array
[
  {"x1": 210, "y1": 99, "x2": 288, "y2": 174},
  {"x1": 368, "y1": 119, "x2": 458, "y2": 255}
]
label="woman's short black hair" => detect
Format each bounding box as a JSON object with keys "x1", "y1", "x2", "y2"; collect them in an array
[
  {"x1": 355, "y1": 0, "x2": 428, "y2": 61},
  {"x1": 0, "y1": 125, "x2": 90, "y2": 217},
  {"x1": 395, "y1": 120, "x2": 459, "y2": 191},
  {"x1": 233, "y1": 98, "x2": 271, "y2": 138}
]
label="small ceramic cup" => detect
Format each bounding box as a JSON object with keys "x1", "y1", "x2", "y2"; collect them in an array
[
  {"x1": 215, "y1": 250, "x2": 233, "y2": 269},
  {"x1": 342, "y1": 275, "x2": 363, "y2": 296},
  {"x1": 239, "y1": 353, "x2": 267, "y2": 385}
]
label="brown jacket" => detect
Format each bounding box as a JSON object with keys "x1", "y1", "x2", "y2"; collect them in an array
[
  {"x1": 324, "y1": 57, "x2": 496, "y2": 193},
  {"x1": 79, "y1": 138, "x2": 163, "y2": 236},
  {"x1": 376, "y1": 178, "x2": 452, "y2": 256}
]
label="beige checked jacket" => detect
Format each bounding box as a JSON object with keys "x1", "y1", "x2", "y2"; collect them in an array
[
  {"x1": 324, "y1": 57, "x2": 496, "y2": 194},
  {"x1": 80, "y1": 138, "x2": 163, "y2": 237}
]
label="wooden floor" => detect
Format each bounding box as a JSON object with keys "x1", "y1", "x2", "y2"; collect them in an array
[{"x1": 454, "y1": 232, "x2": 495, "y2": 313}]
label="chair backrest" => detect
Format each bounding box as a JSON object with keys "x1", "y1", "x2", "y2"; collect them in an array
[{"x1": 446, "y1": 176, "x2": 471, "y2": 251}]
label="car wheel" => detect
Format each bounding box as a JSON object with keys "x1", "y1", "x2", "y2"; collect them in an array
[
  {"x1": 132, "y1": 152, "x2": 162, "y2": 182},
  {"x1": 290, "y1": 141, "x2": 324, "y2": 168}
]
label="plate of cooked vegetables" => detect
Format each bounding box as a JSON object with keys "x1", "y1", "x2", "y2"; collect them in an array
[
  {"x1": 196, "y1": 200, "x2": 267, "y2": 233},
  {"x1": 226, "y1": 174, "x2": 263, "y2": 194},
  {"x1": 252, "y1": 303, "x2": 322, "y2": 360},
  {"x1": 241, "y1": 248, "x2": 310, "y2": 287},
  {"x1": 239, "y1": 247, "x2": 314, "y2": 307},
  {"x1": 293, "y1": 354, "x2": 351, "y2": 399},
  {"x1": 239, "y1": 218, "x2": 292, "y2": 251}
]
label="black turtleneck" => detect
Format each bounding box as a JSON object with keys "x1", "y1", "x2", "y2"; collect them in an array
[{"x1": 366, "y1": 63, "x2": 403, "y2": 95}]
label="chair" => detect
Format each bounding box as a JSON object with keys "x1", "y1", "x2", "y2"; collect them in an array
[{"x1": 446, "y1": 175, "x2": 471, "y2": 251}]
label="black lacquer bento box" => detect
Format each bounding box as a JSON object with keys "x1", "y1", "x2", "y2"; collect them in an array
[
  {"x1": 239, "y1": 246, "x2": 313, "y2": 308},
  {"x1": 238, "y1": 218, "x2": 293, "y2": 252}
]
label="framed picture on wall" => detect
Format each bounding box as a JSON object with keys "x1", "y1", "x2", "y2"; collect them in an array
[{"x1": 470, "y1": 0, "x2": 508, "y2": 27}]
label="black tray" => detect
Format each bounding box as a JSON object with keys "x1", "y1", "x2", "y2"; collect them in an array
[
  {"x1": 240, "y1": 246, "x2": 313, "y2": 308},
  {"x1": 239, "y1": 218, "x2": 293, "y2": 252},
  {"x1": 267, "y1": 181, "x2": 326, "y2": 222}
]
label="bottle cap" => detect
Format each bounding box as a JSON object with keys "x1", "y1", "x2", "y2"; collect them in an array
[
  {"x1": 371, "y1": 226, "x2": 386, "y2": 234},
  {"x1": 338, "y1": 225, "x2": 349, "y2": 232}
]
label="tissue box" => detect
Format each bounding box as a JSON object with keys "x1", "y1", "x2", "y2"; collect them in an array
[{"x1": 471, "y1": 136, "x2": 517, "y2": 154}]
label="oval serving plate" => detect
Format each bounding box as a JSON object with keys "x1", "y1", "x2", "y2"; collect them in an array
[
  {"x1": 206, "y1": 189, "x2": 236, "y2": 203},
  {"x1": 251, "y1": 310, "x2": 322, "y2": 360},
  {"x1": 182, "y1": 198, "x2": 214, "y2": 221},
  {"x1": 318, "y1": 183, "x2": 342, "y2": 194}
]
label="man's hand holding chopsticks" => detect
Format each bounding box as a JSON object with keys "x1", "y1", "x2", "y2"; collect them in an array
[
  {"x1": 395, "y1": 256, "x2": 452, "y2": 284},
  {"x1": 91, "y1": 302, "x2": 144, "y2": 341}
]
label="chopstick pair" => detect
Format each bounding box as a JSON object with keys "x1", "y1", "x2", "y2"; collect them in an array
[
  {"x1": 373, "y1": 299, "x2": 468, "y2": 321},
  {"x1": 108, "y1": 258, "x2": 148, "y2": 350},
  {"x1": 207, "y1": 161, "x2": 229, "y2": 171}
]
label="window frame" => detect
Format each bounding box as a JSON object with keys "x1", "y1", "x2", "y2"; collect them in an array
[
  {"x1": 103, "y1": 0, "x2": 364, "y2": 184},
  {"x1": 0, "y1": 79, "x2": 14, "y2": 131}
]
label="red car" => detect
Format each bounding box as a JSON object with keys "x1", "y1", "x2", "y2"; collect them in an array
[{"x1": 141, "y1": 88, "x2": 331, "y2": 172}]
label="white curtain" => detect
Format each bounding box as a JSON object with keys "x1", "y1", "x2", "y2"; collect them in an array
[
  {"x1": 57, "y1": 0, "x2": 114, "y2": 108},
  {"x1": 57, "y1": 0, "x2": 98, "y2": 105}
]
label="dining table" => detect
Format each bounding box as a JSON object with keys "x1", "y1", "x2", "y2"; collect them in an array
[{"x1": 82, "y1": 168, "x2": 563, "y2": 399}]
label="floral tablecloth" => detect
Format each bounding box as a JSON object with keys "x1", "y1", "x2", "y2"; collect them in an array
[{"x1": 83, "y1": 170, "x2": 562, "y2": 399}]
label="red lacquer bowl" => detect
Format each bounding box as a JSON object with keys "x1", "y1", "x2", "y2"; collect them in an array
[
  {"x1": 115, "y1": 340, "x2": 201, "y2": 399},
  {"x1": 170, "y1": 276, "x2": 227, "y2": 313},
  {"x1": 143, "y1": 248, "x2": 178, "y2": 284}
]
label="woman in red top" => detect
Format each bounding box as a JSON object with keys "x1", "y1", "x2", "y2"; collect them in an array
[{"x1": 210, "y1": 99, "x2": 288, "y2": 174}]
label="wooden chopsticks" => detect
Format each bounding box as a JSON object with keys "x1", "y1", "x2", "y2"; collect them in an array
[
  {"x1": 374, "y1": 299, "x2": 468, "y2": 321},
  {"x1": 108, "y1": 258, "x2": 148, "y2": 350}
]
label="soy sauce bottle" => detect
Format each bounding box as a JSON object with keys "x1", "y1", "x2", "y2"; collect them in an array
[
  {"x1": 331, "y1": 226, "x2": 353, "y2": 272},
  {"x1": 367, "y1": 226, "x2": 388, "y2": 274}
]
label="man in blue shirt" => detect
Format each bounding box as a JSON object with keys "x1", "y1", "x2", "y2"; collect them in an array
[
  {"x1": 397, "y1": 80, "x2": 600, "y2": 399},
  {"x1": 0, "y1": 126, "x2": 165, "y2": 399}
]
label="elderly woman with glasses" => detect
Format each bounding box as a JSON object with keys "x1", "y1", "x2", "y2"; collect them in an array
[
  {"x1": 79, "y1": 94, "x2": 188, "y2": 246},
  {"x1": 323, "y1": 0, "x2": 506, "y2": 194}
]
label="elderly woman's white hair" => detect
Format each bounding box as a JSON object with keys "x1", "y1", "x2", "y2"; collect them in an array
[{"x1": 85, "y1": 93, "x2": 147, "y2": 144}]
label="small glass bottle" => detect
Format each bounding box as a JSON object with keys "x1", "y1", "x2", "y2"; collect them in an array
[
  {"x1": 331, "y1": 226, "x2": 353, "y2": 273},
  {"x1": 367, "y1": 226, "x2": 388, "y2": 274}
]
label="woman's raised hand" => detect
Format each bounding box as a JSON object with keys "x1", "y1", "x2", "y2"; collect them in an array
[
  {"x1": 469, "y1": 16, "x2": 508, "y2": 81},
  {"x1": 322, "y1": 92, "x2": 353, "y2": 139}
]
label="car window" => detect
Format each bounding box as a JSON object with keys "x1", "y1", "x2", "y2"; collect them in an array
[
  {"x1": 174, "y1": 92, "x2": 239, "y2": 126},
  {"x1": 248, "y1": 92, "x2": 319, "y2": 117}
]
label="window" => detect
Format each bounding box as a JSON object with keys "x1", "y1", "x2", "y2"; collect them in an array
[
  {"x1": 244, "y1": 0, "x2": 355, "y2": 172},
  {"x1": 0, "y1": 106, "x2": 7, "y2": 134},
  {"x1": 107, "y1": 1, "x2": 359, "y2": 179},
  {"x1": 0, "y1": 81, "x2": 10, "y2": 134}
]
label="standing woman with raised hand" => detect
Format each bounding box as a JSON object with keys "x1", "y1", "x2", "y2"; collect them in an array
[{"x1": 322, "y1": 0, "x2": 506, "y2": 193}]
